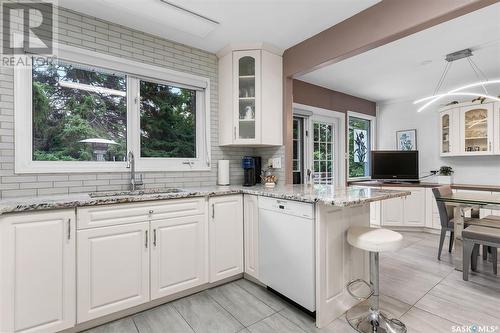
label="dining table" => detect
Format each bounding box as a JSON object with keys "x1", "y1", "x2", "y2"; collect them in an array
[{"x1": 435, "y1": 191, "x2": 500, "y2": 271}]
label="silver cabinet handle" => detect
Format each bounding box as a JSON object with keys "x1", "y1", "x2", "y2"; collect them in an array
[
  {"x1": 212, "y1": 203, "x2": 215, "y2": 220},
  {"x1": 489, "y1": 141, "x2": 492, "y2": 151},
  {"x1": 153, "y1": 229, "x2": 157, "y2": 247},
  {"x1": 149, "y1": 210, "x2": 154, "y2": 214},
  {"x1": 67, "y1": 218, "x2": 71, "y2": 240},
  {"x1": 145, "y1": 230, "x2": 148, "y2": 248}
]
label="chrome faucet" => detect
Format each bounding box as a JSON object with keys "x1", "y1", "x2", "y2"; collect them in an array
[{"x1": 127, "y1": 151, "x2": 143, "y2": 191}]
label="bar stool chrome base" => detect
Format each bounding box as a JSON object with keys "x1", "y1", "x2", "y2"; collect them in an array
[{"x1": 346, "y1": 302, "x2": 407, "y2": 333}]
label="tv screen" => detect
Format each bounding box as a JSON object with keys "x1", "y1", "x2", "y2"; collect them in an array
[{"x1": 371, "y1": 151, "x2": 419, "y2": 181}]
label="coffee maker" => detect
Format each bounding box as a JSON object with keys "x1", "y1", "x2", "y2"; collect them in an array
[{"x1": 241, "y1": 156, "x2": 261, "y2": 186}]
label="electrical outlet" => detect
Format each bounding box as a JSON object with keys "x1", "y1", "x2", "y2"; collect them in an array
[{"x1": 272, "y1": 157, "x2": 282, "y2": 169}]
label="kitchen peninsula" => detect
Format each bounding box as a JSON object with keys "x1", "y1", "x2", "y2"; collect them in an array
[{"x1": 0, "y1": 185, "x2": 408, "y2": 332}]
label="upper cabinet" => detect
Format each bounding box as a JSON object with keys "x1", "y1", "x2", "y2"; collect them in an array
[
  {"x1": 439, "y1": 101, "x2": 496, "y2": 156},
  {"x1": 218, "y1": 44, "x2": 283, "y2": 146}
]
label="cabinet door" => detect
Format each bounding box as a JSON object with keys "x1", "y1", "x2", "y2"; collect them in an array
[
  {"x1": 0, "y1": 210, "x2": 75, "y2": 333},
  {"x1": 381, "y1": 196, "x2": 404, "y2": 226},
  {"x1": 233, "y1": 50, "x2": 261, "y2": 144},
  {"x1": 495, "y1": 102, "x2": 500, "y2": 154},
  {"x1": 460, "y1": 103, "x2": 494, "y2": 155},
  {"x1": 370, "y1": 201, "x2": 381, "y2": 227},
  {"x1": 403, "y1": 188, "x2": 425, "y2": 226},
  {"x1": 440, "y1": 111, "x2": 453, "y2": 156},
  {"x1": 150, "y1": 214, "x2": 208, "y2": 300},
  {"x1": 77, "y1": 222, "x2": 150, "y2": 323},
  {"x1": 209, "y1": 195, "x2": 244, "y2": 282},
  {"x1": 244, "y1": 195, "x2": 259, "y2": 278}
]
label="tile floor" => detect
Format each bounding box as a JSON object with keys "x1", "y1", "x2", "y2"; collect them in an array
[{"x1": 84, "y1": 232, "x2": 500, "y2": 333}]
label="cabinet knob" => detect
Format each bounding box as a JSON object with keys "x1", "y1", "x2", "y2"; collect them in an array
[{"x1": 149, "y1": 210, "x2": 154, "y2": 214}]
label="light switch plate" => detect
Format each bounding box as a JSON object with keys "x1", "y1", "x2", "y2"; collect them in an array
[{"x1": 271, "y1": 157, "x2": 281, "y2": 169}]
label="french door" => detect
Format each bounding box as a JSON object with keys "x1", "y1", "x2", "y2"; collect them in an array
[{"x1": 294, "y1": 114, "x2": 339, "y2": 185}]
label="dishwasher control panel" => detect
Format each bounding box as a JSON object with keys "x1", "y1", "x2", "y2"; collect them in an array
[{"x1": 258, "y1": 196, "x2": 314, "y2": 219}]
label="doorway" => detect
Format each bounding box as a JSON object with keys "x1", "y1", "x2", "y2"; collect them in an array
[{"x1": 293, "y1": 104, "x2": 345, "y2": 186}]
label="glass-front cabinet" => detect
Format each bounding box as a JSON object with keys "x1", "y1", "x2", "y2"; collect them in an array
[
  {"x1": 440, "y1": 111, "x2": 452, "y2": 156},
  {"x1": 218, "y1": 45, "x2": 282, "y2": 146},
  {"x1": 233, "y1": 51, "x2": 261, "y2": 143},
  {"x1": 439, "y1": 102, "x2": 498, "y2": 157},
  {"x1": 459, "y1": 104, "x2": 494, "y2": 155}
]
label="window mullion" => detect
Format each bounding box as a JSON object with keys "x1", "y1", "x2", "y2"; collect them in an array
[{"x1": 127, "y1": 76, "x2": 140, "y2": 163}]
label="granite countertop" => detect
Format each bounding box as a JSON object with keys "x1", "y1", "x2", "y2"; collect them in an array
[
  {"x1": 0, "y1": 184, "x2": 409, "y2": 215},
  {"x1": 350, "y1": 180, "x2": 500, "y2": 192}
]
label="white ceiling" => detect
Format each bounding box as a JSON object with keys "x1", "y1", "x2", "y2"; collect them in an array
[
  {"x1": 299, "y1": 2, "x2": 500, "y2": 104},
  {"x1": 58, "y1": 0, "x2": 380, "y2": 53}
]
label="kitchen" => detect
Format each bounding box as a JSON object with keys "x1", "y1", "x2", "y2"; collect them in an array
[{"x1": 0, "y1": 1, "x2": 499, "y2": 333}]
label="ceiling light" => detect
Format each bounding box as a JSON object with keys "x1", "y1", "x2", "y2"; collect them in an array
[
  {"x1": 414, "y1": 48, "x2": 499, "y2": 112},
  {"x1": 158, "y1": 0, "x2": 219, "y2": 38}
]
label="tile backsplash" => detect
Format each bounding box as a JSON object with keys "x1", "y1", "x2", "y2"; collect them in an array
[{"x1": 0, "y1": 6, "x2": 269, "y2": 199}]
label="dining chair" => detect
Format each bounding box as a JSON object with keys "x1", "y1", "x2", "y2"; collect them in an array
[{"x1": 432, "y1": 186, "x2": 480, "y2": 260}]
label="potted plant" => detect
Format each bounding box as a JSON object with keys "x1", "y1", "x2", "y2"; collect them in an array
[{"x1": 438, "y1": 166, "x2": 454, "y2": 184}]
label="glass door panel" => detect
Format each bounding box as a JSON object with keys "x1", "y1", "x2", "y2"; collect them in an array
[
  {"x1": 463, "y1": 108, "x2": 489, "y2": 153},
  {"x1": 312, "y1": 122, "x2": 334, "y2": 185},
  {"x1": 238, "y1": 56, "x2": 256, "y2": 139},
  {"x1": 441, "y1": 113, "x2": 450, "y2": 154}
]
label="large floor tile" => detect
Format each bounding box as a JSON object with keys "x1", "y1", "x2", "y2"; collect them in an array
[
  {"x1": 400, "y1": 307, "x2": 459, "y2": 333},
  {"x1": 234, "y1": 278, "x2": 289, "y2": 312},
  {"x1": 379, "y1": 255, "x2": 444, "y2": 305},
  {"x1": 173, "y1": 291, "x2": 243, "y2": 333},
  {"x1": 207, "y1": 282, "x2": 275, "y2": 326},
  {"x1": 133, "y1": 303, "x2": 194, "y2": 333},
  {"x1": 84, "y1": 318, "x2": 138, "y2": 333},
  {"x1": 247, "y1": 313, "x2": 305, "y2": 333},
  {"x1": 416, "y1": 272, "x2": 500, "y2": 327}
]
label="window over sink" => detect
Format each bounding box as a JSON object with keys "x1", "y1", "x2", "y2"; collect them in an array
[{"x1": 14, "y1": 45, "x2": 211, "y2": 173}]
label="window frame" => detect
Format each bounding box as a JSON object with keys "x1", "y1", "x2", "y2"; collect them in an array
[
  {"x1": 14, "y1": 44, "x2": 211, "y2": 173},
  {"x1": 347, "y1": 111, "x2": 376, "y2": 181}
]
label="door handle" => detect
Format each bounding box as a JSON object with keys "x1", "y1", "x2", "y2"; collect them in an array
[
  {"x1": 153, "y1": 229, "x2": 157, "y2": 247},
  {"x1": 212, "y1": 204, "x2": 215, "y2": 220},
  {"x1": 145, "y1": 230, "x2": 148, "y2": 248},
  {"x1": 67, "y1": 218, "x2": 71, "y2": 240}
]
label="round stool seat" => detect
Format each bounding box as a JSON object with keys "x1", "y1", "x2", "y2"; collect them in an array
[{"x1": 347, "y1": 227, "x2": 403, "y2": 252}]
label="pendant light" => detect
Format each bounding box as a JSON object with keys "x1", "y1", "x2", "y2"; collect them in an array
[{"x1": 414, "y1": 48, "x2": 500, "y2": 112}]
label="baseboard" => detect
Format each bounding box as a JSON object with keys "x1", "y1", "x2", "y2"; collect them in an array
[
  {"x1": 384, "y1": 226, "x2": 441, "y2": 235},
  {"x1": 60, "y1": 273, "x2": 243, "y2": 333}
]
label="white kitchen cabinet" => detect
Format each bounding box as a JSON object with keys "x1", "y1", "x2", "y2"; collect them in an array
[
  {"x1": 150, "y1": 213, "x2": 208, "y2": 300},
  {"x1": 440, "y1": 109, "x2": 456, "y2": 156},
  {"x1": 381, "y1": 187, "x2": 425, "y2": 227},
  {"x1": 77, "y1": 222, "x2": 150, "y2": 323},
  {"x1": 370, "y1": 201, "x2": 381, "y2": 227},
  {"x1": 209, "y1": 195, "x2": 244, "y2": 282},
  {"x1": 459, "y1": 103, "x2": 494, "y2": 155},
  {"x1": 494, "y1": 102, "x2": 500, "y2": 154},
  {"x1": 0, "y1": 209, "x2": 76, "y2": 333},
  {"x1": 244, "y1": 194, "x2": 259, "y2": 278},
  {"x1": 218, "y1": 44, "x2": 282, "y2": 146},
  {"x1": 439, "y1": 101, "x2": 497, "y2": 157},
  {"x1": 381, "y1": 196, "x2": 404, "y2": 226}
]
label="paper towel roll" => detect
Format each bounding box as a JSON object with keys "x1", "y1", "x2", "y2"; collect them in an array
[{"x1": 217, "y1": 160, "x2": 230, "y2": 185}]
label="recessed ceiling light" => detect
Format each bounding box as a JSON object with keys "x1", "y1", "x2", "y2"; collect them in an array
[{"x1": 158, "y1": 0, "x2": 219, "y2": 38}]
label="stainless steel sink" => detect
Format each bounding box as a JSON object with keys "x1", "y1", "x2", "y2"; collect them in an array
[{"x1": 89, "y1": 188, "x2": 185, "y2": 198}]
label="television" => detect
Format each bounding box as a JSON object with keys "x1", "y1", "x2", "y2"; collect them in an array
[{"x1": 371, "y1": 151, "x2": 419, "y2": 182}]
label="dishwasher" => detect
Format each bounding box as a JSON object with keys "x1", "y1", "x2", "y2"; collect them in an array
[{"x1": 258, "y1": 196, "x2": 315, "y2": 312}]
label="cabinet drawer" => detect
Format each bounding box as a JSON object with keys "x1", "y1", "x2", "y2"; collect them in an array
[{"x1": 77, "y1": 198, "x2": 206, "y2": 229}]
